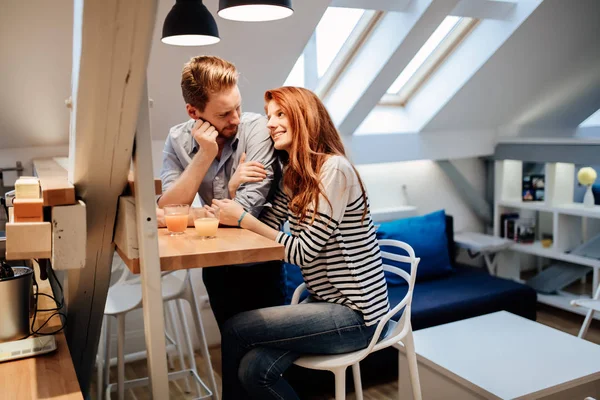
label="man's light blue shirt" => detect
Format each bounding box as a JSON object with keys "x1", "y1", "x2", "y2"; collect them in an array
[{"x1": 160, "y1": 112, "x2": 278, "y2": 217}]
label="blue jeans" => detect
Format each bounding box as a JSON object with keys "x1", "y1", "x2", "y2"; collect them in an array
[{"x1": 221, "y1": 299, "x2": 378, "y2": 399}]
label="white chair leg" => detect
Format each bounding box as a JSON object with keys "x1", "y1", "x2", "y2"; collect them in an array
[
  {"x1": 351, "y1": 363, "x2": 363, "y2": 400},
  {"x1": 117, "y1": 314, "x2": 126, "y2": 400},
  {"x1": 183, "y1": 277, "x2": 219, "y2": 400},
  {"x1": 103, "y1": 316, "x2": 113, "y2": 392},
  {"x1": 333, "y1": 367, "x2": 347, "y2": 400},
  {"x1": 578, "y1": 309, "x2": 595, "y2": 338},
  {"x1": 403, "y1": 329, "x2": 422, "y2": 400},
  {"x1": 97, "y1": 316, "x2": 106, "y2": 400},
  {"x1": 169, "y1": 301, "x2": 192, "y2": 393},
  {"x1": 177, "y1": 299, "x2": 203, "y2": 397},
  {"x1": 164, "y1": 305, "x2": 176, "y2": 371}
]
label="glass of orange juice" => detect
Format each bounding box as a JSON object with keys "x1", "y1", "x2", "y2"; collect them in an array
[
  {"x1": 163, "y1": 204, "x2": 189, "y2": 236},
  {"x1": 192, "y1": 206, "x2": 220, "y2": 239}
]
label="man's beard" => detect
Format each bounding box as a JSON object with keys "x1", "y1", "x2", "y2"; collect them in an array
[{"x1": 218, "y1": 124, "x2": 238, "y2": 139}]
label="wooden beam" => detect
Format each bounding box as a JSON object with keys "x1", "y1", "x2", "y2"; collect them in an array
[
  {"x1": 133, "y1": 81, "x2": 170, "y2": 397},
  {"x1": 33, "y1": 158, "x2": 76, "y2": 206},
  {"x1": 65, "y1": 0, "x2": 158, "y2": 395}
]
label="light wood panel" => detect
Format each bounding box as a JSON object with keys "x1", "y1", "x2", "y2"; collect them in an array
[
  {"x1": 5, "y1": 221, "x2": 52, "y2": 260},
  {"x1": 117, "y1": 227, "x2": 284, "y2": 274},
  {"x1": 0, "y1": 264, "x2": 82, "y2": 400},
  {"x1": 65, "y1": 0, "x2": 158, "y2": 394},
  {"x1": 33, "y1": 158, "x2": 76, "y2": 206}
]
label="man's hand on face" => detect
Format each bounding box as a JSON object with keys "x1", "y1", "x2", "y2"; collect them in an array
[{"x1": 193, "y1": 119, "x2": 219, "y2": 159}]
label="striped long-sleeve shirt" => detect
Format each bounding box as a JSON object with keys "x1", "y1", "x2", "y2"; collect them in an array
[{"x1": 261, "y1": 156, "x2": 389, "y2": 326}]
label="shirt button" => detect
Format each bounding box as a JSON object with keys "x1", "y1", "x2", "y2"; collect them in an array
[{"x1": 215, "y1": 177, "x2": 220, "y2": 181}]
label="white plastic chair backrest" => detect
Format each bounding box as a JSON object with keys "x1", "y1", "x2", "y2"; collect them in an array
[
  {"x1": 364, "y1": 239, "x2": 419, "y2": 354},
  {"x1": 290, "y1": 239, "x2": 419, "y2": 360}
]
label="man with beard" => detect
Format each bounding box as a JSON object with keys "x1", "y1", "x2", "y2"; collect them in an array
[{"x1": 158, "y1": 55, "x2": 284, "y2": 330}]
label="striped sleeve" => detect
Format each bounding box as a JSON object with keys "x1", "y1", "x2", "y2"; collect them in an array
[
  {"x1": 276, "y1": 158, "x2": 351, "y2": 265},
  {"x1": 259, "y1": 186, "x2": 289, "y2": 230}
]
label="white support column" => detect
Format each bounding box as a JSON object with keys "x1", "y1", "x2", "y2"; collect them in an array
[
  {"x1": 134, "y1": 82, "x2": 169, "y2": 398},
  {"x1": 324, "y1": 0, "x2": 459, "y2": 136},
  {"x1": 66, "y1": 0, "x2": 158, "y2": 394}
]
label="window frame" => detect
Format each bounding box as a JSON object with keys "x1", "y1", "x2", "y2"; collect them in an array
[{"x1": 380, "y1": 17, "x2": 479, "y2": 107}]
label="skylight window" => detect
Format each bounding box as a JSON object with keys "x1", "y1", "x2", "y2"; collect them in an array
[
  {"x1": 283, "y1": 54, "x2": 304, "y2": 87},
  {"x1": 315, "y1": 7, "x2": 364, "y2": 78},
  {"x1": 580, "y1": 108, "x2": 600, "y2": 127},
  {"x1": 283, "y1": 7, "x2": 379, "y2": 92},
  {"x1": 382, "y1": 16, "x2": 478, "y2": 106}
]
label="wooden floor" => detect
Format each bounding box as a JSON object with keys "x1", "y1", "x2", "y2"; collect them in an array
[{"x1": 90, "y1": 304, "x2": 600, "y2": 399}]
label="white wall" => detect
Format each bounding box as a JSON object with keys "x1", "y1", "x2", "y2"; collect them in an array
[
  {"x1": 0, "y1": 146, "x2": 69, "y2": 186},
  {"x1": 357, "y1": 157, "x2": 486, "y2": 233}
]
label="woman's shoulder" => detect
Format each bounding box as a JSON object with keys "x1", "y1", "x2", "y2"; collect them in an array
[{"x1": 322, "y1": 155, "x2": 354, "y2": 173}]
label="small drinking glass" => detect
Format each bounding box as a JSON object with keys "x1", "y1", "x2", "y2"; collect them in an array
[
  {"x1": 192, "y1": 206, "x2": 220, "y2": 239},
  {"x1": 163, "y1": 204, "x2": 189, "y2": 236}
]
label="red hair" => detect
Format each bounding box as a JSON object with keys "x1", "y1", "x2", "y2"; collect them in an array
[{"x1": 264, "y1": 87, "x2": 367, "y2": 223}]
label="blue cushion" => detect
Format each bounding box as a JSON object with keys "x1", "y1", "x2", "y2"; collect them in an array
[
  {"x1": 283, "y1": 263, "x2": 306, "y2": 304},
  {"x1": 376, "y1": 210, "x2": 453, "y2": 284}
]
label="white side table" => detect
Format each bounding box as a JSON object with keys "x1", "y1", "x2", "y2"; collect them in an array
[{"x1": 454, "y1": 232, "x2": 513, "y2": 275}]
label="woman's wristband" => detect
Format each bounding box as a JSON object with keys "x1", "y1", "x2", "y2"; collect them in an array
[{"x1": 237, "y1": 210, "x2": 247, "y2": 227}]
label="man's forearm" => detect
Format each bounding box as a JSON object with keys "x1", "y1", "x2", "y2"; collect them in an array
[{"x1": 158, "y1": 153, "x2": 213, "y2": 207}]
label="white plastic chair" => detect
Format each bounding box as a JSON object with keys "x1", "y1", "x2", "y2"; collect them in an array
[
  {"x1": 96, "y1": 255, "x2": 218, "y2": 400},
  {"x1": 571, "y1": 283, "x2": 600, "y2": 339},
  {"x1": 290, "y1": 239, "x2": 422, "y2": 400}
]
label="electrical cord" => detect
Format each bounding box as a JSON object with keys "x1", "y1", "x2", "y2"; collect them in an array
[{"x1": 11, "y1": 261, "x2": 68, "y2": 340}]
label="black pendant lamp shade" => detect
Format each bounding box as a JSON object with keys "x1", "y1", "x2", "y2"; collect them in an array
[
  {"x1": 218, "y1": 0, "x2": 293, "y2": 22},
  {"x1": 162, "y1": 0, "x2": 220, "y2": 46}
]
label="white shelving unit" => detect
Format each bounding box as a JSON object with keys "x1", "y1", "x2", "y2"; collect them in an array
[{"x1": 494, "y1": 160, "x2": 600, "y2": 317}]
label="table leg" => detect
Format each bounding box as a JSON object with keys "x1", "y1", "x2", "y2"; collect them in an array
[{"x1": 483, "y1": 253, "x2": 496, "y2": 275}]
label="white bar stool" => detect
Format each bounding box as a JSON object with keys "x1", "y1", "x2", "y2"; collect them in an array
[{"x1": 96, "y1": 257, "x2": 218, "y2": 400}]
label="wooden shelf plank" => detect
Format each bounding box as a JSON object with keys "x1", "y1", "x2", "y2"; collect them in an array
[{"x1": 33, "y1": 159, "x2": 76, "y2": 207}]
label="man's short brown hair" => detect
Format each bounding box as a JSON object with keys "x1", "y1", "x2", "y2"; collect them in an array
[{"x1": 181, "y1": 56, "x2": 239, "y2": 112}]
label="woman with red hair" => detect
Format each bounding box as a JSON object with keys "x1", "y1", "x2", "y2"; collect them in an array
[{"x1": 213, "y1": 87, "x2": 389, "y2": 399}]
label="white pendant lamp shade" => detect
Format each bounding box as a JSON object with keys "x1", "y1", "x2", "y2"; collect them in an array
[{"x1": 218, "y1": 0, "x2": 293, "y2": 22}]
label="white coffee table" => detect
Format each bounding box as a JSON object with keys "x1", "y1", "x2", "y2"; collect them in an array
[{"x1": 396, "y1": 311, "x2": 600, "y2": 399}]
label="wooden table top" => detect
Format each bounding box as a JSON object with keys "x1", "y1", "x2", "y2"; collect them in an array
[
  {"x1": 117, "y1": 227, "x2": 285, "y2": 274},
  {"x1": 0, "y1": 265, "x2": 83, "y2": 400}
]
